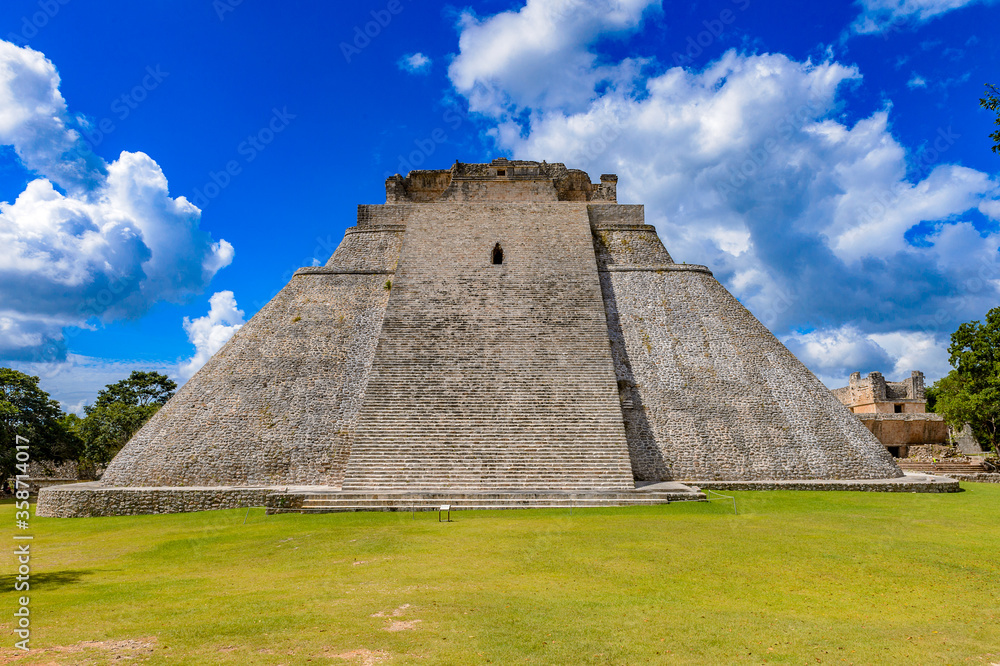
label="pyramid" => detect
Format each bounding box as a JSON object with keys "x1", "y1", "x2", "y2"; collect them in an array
[{"x1": 38, "y1": 159, "x2": 905, "y2": 517}]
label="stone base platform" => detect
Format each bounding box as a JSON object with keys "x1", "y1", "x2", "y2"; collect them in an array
[
  {"x1": 35, "y1": 482, "x2": 282, "y2": 518},
  {"x1": 947, "y1": 473, "x2": 1000, "y2": 484},
  {"x1": 266, "y1": 482, "x2": 704, "y2": 514},
  {"x1": 35, "y1": 482, "x2": 706, "y2": 517},
  {"x1": 36, "y1": 474, "x2": 965, "y2": 518},
  {"x1": 689, "y1": 472, "x2": 961, "y2": 493}
]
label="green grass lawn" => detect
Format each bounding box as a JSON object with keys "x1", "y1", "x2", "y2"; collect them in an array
[{"x1": 1, "y1": 485, "x2": 999, "y2": 665}]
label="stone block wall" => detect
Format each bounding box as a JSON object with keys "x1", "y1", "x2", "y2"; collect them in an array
[
  {"x1": 855, "y1": 413, "x2": 949, "y2": 447},
  {"x1": 37, "y1": 484, "x2": 272, "y2": 518}
]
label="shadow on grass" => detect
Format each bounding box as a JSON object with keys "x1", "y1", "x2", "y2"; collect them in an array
[{"x1": 0, "y1": 569, "x2": 100, "y2": 590}]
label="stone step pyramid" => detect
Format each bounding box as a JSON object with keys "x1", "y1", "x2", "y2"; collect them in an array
[{"x1": 40, "y1": 159, "x2": 903, "y2": 517}]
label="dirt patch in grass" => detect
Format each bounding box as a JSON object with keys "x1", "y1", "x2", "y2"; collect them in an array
[
  {"x1": 371, "y1": 603, "x2": 410, "y2": 618},
  {"x1": 384, "y1": 619, "x2": 422, "y2": 632},
  {"x1": 372, "y1": 603, "x2": 422, "y2": 631},
  {"x1": 328, "y1": 648, "x2": 391, "y2": 665},
  {"x1": 0, "y1": 637, "x2": 157, "y2": 663}
]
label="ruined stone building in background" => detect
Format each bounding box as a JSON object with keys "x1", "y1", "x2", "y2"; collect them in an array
[{"x1": 833, "y1": 370, "x2": 981, "y2": 458}]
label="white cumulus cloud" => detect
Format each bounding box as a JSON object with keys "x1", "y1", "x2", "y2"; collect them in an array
[
  {"x1": 449, "y1": 0, "x2": 658, "y2": 116},
  {"x1": 851, "y1": 0, "x2": 997, "y2": 34},
  {"x1": 783, "y1": 326, "x2": 895, "y2": 387},
  {"x1": 0, "y1": 40, "x2": 233, "y2": 362},
  {"x1": 399, "y1": 52, "x2": 432, "y2": 74},
  {"x1": 178, "y1": 290, "x2": 244, "y2": 381},
  {"x1": 447, "y1": 4, "x2": 1000, "y2": 385},
  {"x1": 0, "y1": 40, "x2": 104, "y2": 190}
]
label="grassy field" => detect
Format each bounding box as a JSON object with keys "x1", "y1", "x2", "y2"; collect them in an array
[{"x1": 1, "y1": 485, "x2": 998, "y2": 665}]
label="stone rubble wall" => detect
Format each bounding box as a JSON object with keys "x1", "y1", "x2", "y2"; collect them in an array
[
  {"x1": 592, "y1": 223, "x2": 673, "y2": 267},
  {"x1": 693, "y1": 478, "x2": 958, "y2": 492},
  {"x1": 36, "y1": 484, "x2": 273, "y2": 517},
  {"x1": 947, "y1": 473, "x2": 1000, "y2": 483},
  {"x1": 322, "y1": 226, "x2": 404, "y2": 271},
  {"x1": 388, "y1": 160, "x2": 616, "y2": 203},
  {"x1": 25, "y1": 459, "x2": 90, "y2": 481},
  {"x1": 594, "y1": 210, "x2": 903, "y2": 482}
]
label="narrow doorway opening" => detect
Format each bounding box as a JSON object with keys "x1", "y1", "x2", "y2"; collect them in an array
[
  {"x1": 492, "y1": 243, "x2": 504, "y2": 265},
  {"x1": 893, "y1": 404, "x2": 903, "y2": 413}
]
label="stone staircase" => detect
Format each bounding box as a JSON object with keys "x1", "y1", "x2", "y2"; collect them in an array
[
  {"x1": 266, "y1": 486, "x2": 705, "y2": 513},
  {"x1": 897, "y1": 460, "x2": 986, "y2": 474},
  {"x1": 343, "y1": 444, "x2": 636, "y2": 491},
  {"x1": 342, "y1": 203, "x2": 635, "y2": 492}
]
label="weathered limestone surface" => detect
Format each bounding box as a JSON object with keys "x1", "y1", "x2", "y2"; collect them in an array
[
  {"x1": 593, "y1": 206, "x2": 902, "y2": 482},
  {"x1": 99, "y1": 217, "x2": 402, "y2": 488},
  {"x1": 954, "y1": 424, "x2": 984, "y2": 455},
  {"x1": 694, "y1": 476, "x2": 958, "y2": 492},
  {"x1": 343, "y1": 202, "x2": 635, "y2": 490},
  {"x1": 36, "y1": 483, "x2": 273, "y2": 517}
]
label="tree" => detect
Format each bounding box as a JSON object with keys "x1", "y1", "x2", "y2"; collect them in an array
[
  {"x1": 92, "y1": 371, "x2": 177, "y2": 409},
  {"x1": 981, "y1": 83, "x2": 1000, "y2": 155},
  {"x1": 927, "y1": 307, "x2": 1000, "y2": 453},
  {"x1": 79, "y1": 371, "x2": 176, "y2": 467},
  {"x1": 0, "y1": 368, "x2": 82, "y2": 481}
]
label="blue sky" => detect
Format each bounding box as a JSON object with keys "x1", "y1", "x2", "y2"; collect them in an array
[{"x1": 1, "y1": 0, "x2": 998, "y2": 412}]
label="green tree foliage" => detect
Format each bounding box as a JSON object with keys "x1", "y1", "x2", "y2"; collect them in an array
[
  {"x1": 981, "y1": 83, "x2": 1000, "y2": 155},
  {"x1": 927, "y1": 306, "x2": 1000, "y2": 452},
  {"x1": 0, "y1": 368, "x2": 82, "y2": 480},
  {"x1": 79, "y1": 371, "x2": 177, "y2": 467},
  {"x1": 92, "y1": 371, "x2": 177, "y2": 409}
]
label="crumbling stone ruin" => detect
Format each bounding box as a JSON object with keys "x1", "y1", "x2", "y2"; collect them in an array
[
  {"x1": 39, "y1": 159, "x2": 909, "y2": 517},
  {"x1": 832, "y1": 370, "x2": 929, "y2": 415},
  {"x1": 832, "y1": 370, "x2": 981, "y2": 458}
]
